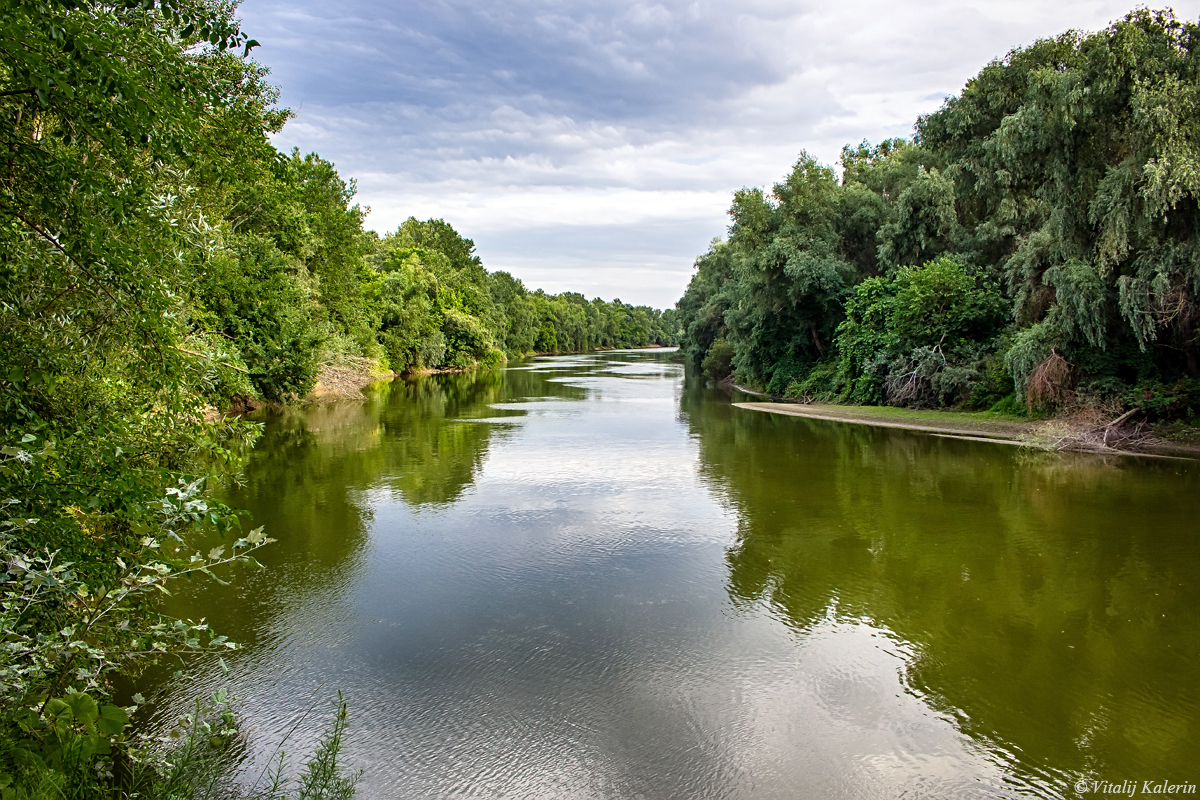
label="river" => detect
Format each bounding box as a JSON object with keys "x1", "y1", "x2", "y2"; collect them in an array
[{"x1": 149, "y1": 349, "x2": 1200, "y2": 798}]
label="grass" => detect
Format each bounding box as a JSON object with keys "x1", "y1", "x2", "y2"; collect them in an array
[
  {"x1": 731, "y1": 390, "x2": 1035, "y2": 428},
  {"x1": 801, "y1": 403, "x2": 1031, "y2": 426}
]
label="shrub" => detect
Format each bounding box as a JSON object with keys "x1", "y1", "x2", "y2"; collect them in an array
[
  {"x1": 835, "y1": 257, "x2": 1007, "y2": 407},
  {"x1": 701, "y1": 339, "x2": 735, "y2": 381}
]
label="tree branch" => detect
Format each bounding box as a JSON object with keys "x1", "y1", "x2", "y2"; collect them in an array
[
  {"x1": 172, "y1": 346, "x2": 250, "y2": 373},
  {"x1": 13, "y1": 211, "x2": 124, "y2": 309}
]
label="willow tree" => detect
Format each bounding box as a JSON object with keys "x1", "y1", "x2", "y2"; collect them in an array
[
  {"x1": 917, "y1": 9, "x2": 1200, "y2": 403},
  {"x1": 677, "y1": 8, "x2": 1200, "y2": 415}
]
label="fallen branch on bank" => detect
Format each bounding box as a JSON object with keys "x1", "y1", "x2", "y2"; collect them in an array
[{"x1": 1035, "y1": 407, "x2": 1166, "y2": 454}]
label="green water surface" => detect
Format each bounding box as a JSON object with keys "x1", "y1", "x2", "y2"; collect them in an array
[{"x1": 151, "y1": 350, "x2": 1200, "y2": 799}]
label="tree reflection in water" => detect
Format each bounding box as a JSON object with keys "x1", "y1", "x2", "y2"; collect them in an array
[{"x1": 680, "y1": 378, "x2": 1200, "y2": 787}]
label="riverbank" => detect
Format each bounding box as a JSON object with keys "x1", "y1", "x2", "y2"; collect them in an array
[
  {"x1": 529, "y1": 343, "x2": 672, "y2": 357},
  {"x1": 733, "y1": 399, "x2": 1200, "y2": 459},
  {"x1": 401, "y1": 344, "x2": 675, "y2": 377},
  {"x1": 212, "y1": 346, "x2": 678, "y2": 418},
  {"x1": 308, "y1": 357, "x2": 396, "y2": 401}
]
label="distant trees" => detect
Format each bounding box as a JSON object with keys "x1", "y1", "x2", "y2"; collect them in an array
[
  {"x1": 678, "y1": 9, "x2": 1200, "y2": 418},
  {"x1": 364, "y1": 218, "x2": 678, "y2": 376}
]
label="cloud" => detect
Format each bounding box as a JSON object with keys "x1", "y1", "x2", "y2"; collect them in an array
[{"x1": 237, "y1": 0, "x2": 1200, "y2": 307}]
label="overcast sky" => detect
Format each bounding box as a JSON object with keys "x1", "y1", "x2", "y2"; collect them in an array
[{"x1": 237, "y1": 0, "x2": 1200, "y2": 308}]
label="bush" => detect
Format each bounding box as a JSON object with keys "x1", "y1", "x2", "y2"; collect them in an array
[
  {"x1": 967, "y1": 348, "x2": 1018, "y2": 410},
  {"x1": 784, "y1": 359, "x2": 839, "y2": 401},
  {"x1": 834, "y1": 257, "x2": 1007, "y2": 407},
  {"x1": 441, "y1": 309, "x2": 495, "y2": 368},
  {"x1": 701, "y1": 339, "x2": 735, "y2": 381}
]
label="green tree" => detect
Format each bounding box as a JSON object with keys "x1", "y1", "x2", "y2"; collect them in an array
[
  {"x1": 0, "y1": 3, "x2": 364, "y2": 795},
  {"x1": 702, "y1": 154, "x2": 856, "y2": 393},
  {"x1": 835, "y1": 257, "x2": 1007, "y2": 407},
  {"x1": 676, "y1": 8, "x2": 1200, "y2": 417},
  {"x1": 918, "y1": 9, "x2": 1200, "y2": 404}
]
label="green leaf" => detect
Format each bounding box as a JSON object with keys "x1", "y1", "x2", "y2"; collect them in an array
[
  {"x1": 97, "y1": 704, "x2": 129, "y2": 735},
  {"x1": 65, "y1": 692, "x2": 99, "y2": 725}
]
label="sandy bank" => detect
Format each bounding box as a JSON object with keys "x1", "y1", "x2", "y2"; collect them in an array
[
  {"x1": 734, "y1": 402, "x2": 1028, "y2": 441},
  {"x1": 203, "y1": 359, "x2": 394, "y2": 421},
  {"x1": 733, "y1": 402, "x2": 1200, "y2": 460}
]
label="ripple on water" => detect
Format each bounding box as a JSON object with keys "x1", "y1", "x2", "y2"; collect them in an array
[{"x1": 142, "y1": 351, "x2": 1200, "y2": 799}]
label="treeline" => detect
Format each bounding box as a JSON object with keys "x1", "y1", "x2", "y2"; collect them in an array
[
  {"x1": 370, "y1": 219, "x2": 679, "y2": 383},
  {"x1": 0, "y1": 2, "x2": 361, "y2": 795},
  {"x1": 0, "y1": 0, "x2": 673, "y2": 797},
  {"x1": 168, "y1": 143, "x2": 678, "y2": 406},
  {"x1": 197, "y1": 176, "x2": 681, "y2": 404},
  {"x1": 201, "y1": 190, "x2": 680, "y2": 404},
  {"x1": 678, "y1": 9, "x2": 1200, "y2": 419}
]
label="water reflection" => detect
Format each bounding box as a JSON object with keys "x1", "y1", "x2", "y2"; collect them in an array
[
  {"x1": 680, "y1": 379, "x2": 1200, "y2": 792},
  {"x1": 144, "y1": 353, "x2": 1200, "y2": 799}
]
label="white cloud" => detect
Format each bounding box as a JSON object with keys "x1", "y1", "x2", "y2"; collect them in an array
[{"x1": 239, "y1": 0, "x2": 1200, "y2": 306}]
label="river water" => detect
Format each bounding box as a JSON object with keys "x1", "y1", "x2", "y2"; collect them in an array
[{"x1": 152, "y1": 349, "x2": 1200, "y2": 798}]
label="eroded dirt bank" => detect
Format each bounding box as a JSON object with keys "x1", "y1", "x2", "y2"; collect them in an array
[{"x1": 308, "y1": 358, "x2": 396, "y2": 401}]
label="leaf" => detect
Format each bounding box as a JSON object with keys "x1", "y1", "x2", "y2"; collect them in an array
[
  {"x1": 97, "y1": 704, "x2": 129, "y2": 735},
  {"x1": 65, "y1": 693, "x2": 99, "y2": 726},
  {"x1": 207, "y1": 546, "x2": 225, "y2": 561},
  {"x1": 12, "y1": 707, "x2": 39, "y2": 733}
]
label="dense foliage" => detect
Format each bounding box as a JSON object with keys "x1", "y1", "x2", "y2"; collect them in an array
[
  {"x1": 369, "y1": 218, "x2": 679, "y2": 376},
  {"x1": 0, "y1": 0, "x2": 674, "y2": 796},
  {"x1": 677, "y1": 8, "x2": 1200, "y2": 419}
]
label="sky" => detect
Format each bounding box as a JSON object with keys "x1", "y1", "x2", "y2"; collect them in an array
[{"x1": 236, "y1": 0, "x2": 1200, "y2": 308}]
